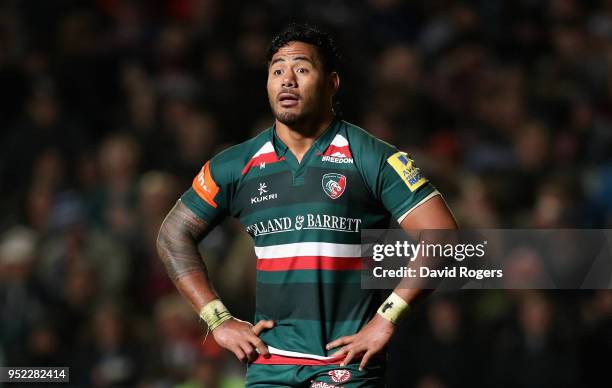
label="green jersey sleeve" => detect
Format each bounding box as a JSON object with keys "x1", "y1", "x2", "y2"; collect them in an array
[
  {"x1": 350, "y1": 125, "x2": 438, "y2": 223},
  {"x1": 379, "y1": 150, "x2": 439, "y2": 222},
  {"x1": 180, "y1": 154, "x2": 235, "y2": 226}
]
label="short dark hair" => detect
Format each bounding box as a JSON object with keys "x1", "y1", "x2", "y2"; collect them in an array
[{"x1": 267, "y1": 23, "x2": 340, "y2": 74}]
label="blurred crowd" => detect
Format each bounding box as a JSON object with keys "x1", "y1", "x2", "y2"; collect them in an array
[{"x1": 0, "y1": 0, "x2": 611, "y2": 387}]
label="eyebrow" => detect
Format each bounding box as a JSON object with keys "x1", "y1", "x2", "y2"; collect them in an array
[{"x1": 270, "y1": 56, "x2": 314, "y2": 66}]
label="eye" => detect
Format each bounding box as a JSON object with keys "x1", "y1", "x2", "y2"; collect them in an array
[
  {"x1": 273, "y1": 69, "x2": 282, "y2": 76},
  {"x1": 297, "y1": 68, "x2": 308, "y2": 74}
]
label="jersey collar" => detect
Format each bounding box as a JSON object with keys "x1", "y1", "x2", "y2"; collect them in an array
[{"x1": 271, "y1": 117, "x2": 341, "y2": 158}]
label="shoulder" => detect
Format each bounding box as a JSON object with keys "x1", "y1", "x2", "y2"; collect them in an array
[
  {"x1": 208, "y1": 127, "x2": 273, "y2": 185},
  {"x1": 340, "y1": 120, "x2": 398, "y2": 160}
]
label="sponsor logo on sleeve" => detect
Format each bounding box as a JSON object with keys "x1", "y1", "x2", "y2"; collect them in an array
[
  {"x1": 192, "y1": 161, "x2": 219, "y2": 208},
  {"x1": 387, "y1": 152, "x2": 427, "y2": 192}
]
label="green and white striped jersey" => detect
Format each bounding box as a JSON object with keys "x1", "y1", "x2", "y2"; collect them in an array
[{"x1": 181, "y1": 118, "x2": 439, "y2": 363}]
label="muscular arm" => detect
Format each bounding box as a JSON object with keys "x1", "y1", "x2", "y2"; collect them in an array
[
  {"x1": 156, "y1": 200, "x2": 218, "y2": 313},
  {"x1": 156, "y1": 200, "x2": 274, "y2": 362},
  {"x1": 394, "y1": 194, "x2": 458, "y2": 304},
  {"x1": 327, "y1": 195, "x2": 458, "y2": 369}
]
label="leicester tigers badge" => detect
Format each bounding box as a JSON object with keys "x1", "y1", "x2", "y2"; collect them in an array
[
  {"x1": 328, "y1": 369, "x2": 352, "y2": 383},
  {"x1": 322, "y1": 173, "x2": 346, "y2": 199}
]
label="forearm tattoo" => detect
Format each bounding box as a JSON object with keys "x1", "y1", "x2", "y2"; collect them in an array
[{"x1": 156, "y1": 201, "x2": 211, "y2": 282}]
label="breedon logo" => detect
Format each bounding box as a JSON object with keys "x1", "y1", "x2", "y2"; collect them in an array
[{"x1": 322, "y1": 173, "x2": 346, "y2": 199}]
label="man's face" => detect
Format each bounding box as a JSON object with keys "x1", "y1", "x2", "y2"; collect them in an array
[{"x1": 267, "y1": 41, "x2": 336, "y2": 126}]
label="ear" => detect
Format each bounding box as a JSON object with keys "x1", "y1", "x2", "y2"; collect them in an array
[{"x1": 329, "y1": 72, "x2": 340, "y2": 96}]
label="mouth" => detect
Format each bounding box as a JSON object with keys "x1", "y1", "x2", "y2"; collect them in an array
[{"x1": 278, "y1": 92, "x2": 300, "y2": 108}]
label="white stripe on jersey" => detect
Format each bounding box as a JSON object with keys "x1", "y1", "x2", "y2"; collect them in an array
[
  {"x1": 267, "y1": 346, "x2": 338, "y2": 361},
  {"x1": 254, "y1": 242, "x2": 362, "y2": 259},
  {"x1": 252, "y1": 141, "x2": 275, "y2": 158},
  {"x1": 397, "y1": 190, "x2": 441, "y2": 224},
  {"x1": 330, "y1": 134, "x2": 349, "y2": 147}
]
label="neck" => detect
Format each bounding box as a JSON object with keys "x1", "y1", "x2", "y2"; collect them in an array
[{"x1": 275, "y1": 112, "x2": 335, "y2": 162}]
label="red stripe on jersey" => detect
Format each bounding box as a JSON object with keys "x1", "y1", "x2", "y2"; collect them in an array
[
  {"x1": 256, "y1": 256, "x2": 363, "y2": 271},
  {"x1": 241, "y1": 152, "x2": 284, "y2": 175},
  {"x1": 323, "y1": 144, "x2": 352, "y2": 158},
  {"x1": 252, "y1": 353, "x2": 343, "y2": 366}
]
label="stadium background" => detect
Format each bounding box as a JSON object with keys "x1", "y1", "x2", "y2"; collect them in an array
[{"x1": 0, "y1": 0, "x2": 611, "y2": 387}]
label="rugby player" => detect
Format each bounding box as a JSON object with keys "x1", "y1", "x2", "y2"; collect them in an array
[{"x1": 157, "y1": 23, "x2": 457, "y2": 387}]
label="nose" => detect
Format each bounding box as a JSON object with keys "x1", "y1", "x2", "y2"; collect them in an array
[{"x1": 282, "y1": 72, "x2": 297, "y2": 88}]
